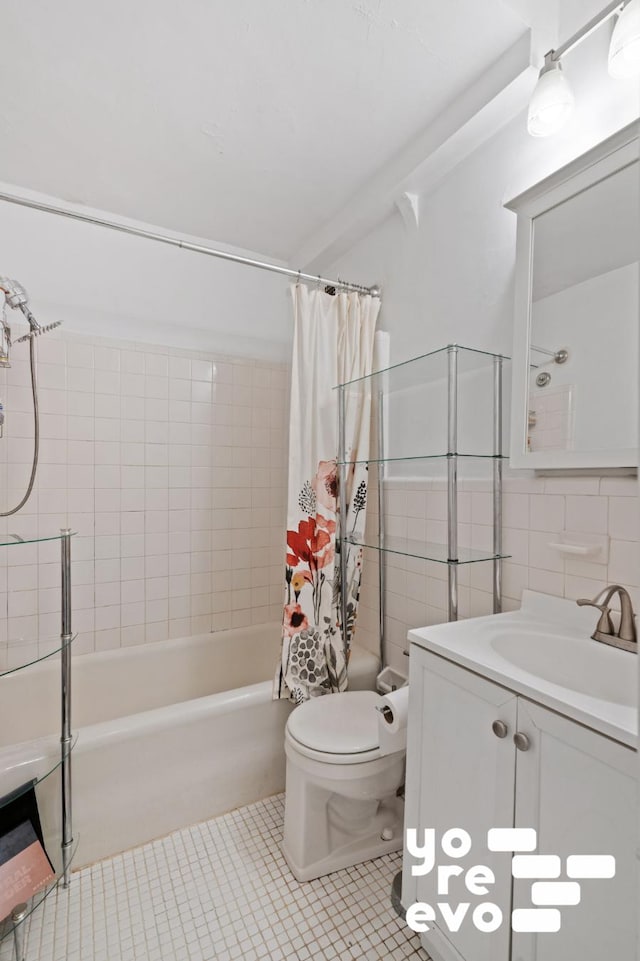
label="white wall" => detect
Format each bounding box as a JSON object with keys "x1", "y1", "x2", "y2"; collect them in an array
[
  {"x1": 326, "y1": 16, "x2": 640, "y2": 667},
  {"x1": 327, "y1": 25, "x2": 639, "y2": 368},
  {"x1": 0, "y1": 189, "x2": 293, "y2": 361}
]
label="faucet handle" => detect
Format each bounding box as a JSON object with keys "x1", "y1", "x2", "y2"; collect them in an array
[{"x1": 576, "y1": 597, "x2": 615, "y2": 636}]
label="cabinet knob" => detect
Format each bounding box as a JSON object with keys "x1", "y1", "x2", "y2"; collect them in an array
[
  {"x1": 492, "y1": 720, "x2": 509, "y2": 739},
  {"x1": 513, "y1": 732, "x2": 531, "y2": 752}
]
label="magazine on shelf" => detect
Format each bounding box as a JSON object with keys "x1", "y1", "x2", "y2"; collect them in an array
[{"x1": 0, "y1": 781, "x2": 55, "y2": 922}]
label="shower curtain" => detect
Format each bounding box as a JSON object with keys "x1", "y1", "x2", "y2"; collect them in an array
[{"x1": 274, "y1": 284, "x2": 380, "y2": 703}]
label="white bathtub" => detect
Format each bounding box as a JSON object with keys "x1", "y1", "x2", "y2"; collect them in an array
[{"x1": 0, "y1": 624, "x2": 379, "y2": 868}]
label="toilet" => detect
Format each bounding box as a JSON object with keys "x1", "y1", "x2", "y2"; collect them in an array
[{"x1": 282, "y1": 685, "x2": 407, "y2": 882}]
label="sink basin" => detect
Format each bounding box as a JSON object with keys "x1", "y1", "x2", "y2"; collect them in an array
[
  {"x1": 491, "y1": 629, "x2": 637, "y2": 708},
  {"x1": 409, "y1": 591, "x2": 638, "y2": 746}
]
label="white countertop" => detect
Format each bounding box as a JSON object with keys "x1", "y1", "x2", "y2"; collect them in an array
[{"x1": 409, "y1": 591, "x2": 638, "y2": 749}]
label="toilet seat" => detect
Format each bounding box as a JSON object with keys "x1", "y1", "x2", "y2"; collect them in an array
[{"x1": 286, "y1": 690, "x2": 385, "y2": 763}]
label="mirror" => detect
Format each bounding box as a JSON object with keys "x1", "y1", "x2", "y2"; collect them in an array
[{"x1": 507, "y1": 122, "x2": 639, "y2": 470}]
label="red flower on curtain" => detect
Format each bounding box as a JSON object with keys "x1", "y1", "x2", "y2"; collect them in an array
[
  {"x1": 283, "y1": 603, "x2": 309, "y2": 637},
  {"x1": 312, "y1": 460, "x2": 338, "y2": 511},
  {"x1": 286, "y1": 515, "x2": 336, "y2": 572},
  {"x1": 286, "y1": 513, "x2": 337, "y2": 625}
]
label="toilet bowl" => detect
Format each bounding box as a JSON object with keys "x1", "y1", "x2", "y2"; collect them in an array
[{"x1": 282, "y1": 690, "x2": 406, "y2": 882}]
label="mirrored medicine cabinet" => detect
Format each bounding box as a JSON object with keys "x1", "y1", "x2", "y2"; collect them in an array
[{"x1": 507, "y1": 120, "x2": 639, "y2": 471}]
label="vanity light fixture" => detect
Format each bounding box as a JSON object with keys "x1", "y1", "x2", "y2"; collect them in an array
[
  {"x1": 527, "y1": 55, "x2": 575, "y2": 137},
  {"x1": 609, "y1": 0, "x2": 640, "y2": 77},
  {"x1": 527, "y1": 0, "x2": 640, "y2": 138}
]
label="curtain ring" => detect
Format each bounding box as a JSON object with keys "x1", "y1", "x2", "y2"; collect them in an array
[{"x1": 296, "y1": 270, "x2": 301, "y2": 287}]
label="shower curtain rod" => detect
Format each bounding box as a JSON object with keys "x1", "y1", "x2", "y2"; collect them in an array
[{"x1": 0, "y1": 190, "x2": 378, "y2": 296}]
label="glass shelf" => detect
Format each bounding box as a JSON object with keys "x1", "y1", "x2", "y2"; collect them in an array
[
  {"x1": 0, "y1": 735, "x2": 78, "y2": 815},
  {"x1": 337, "y1": 452, "x2": 507, "y2": 466},
  {"x1": 0, "y1": 531, "x2": 76, "y2": 548},
  {"x1": 335, "y1": 344, "x2": 509, "y2": 461},
  {"x1": 345, "y1": 533, "x2": 510, "y2": 566},
  {"x1": 334, "y1": 344, "x2": 509, "y2": 391},
  {"x1": 0, "y1": 834, "x2": 80, "y2": 941},
  {"x1": 0, "y1": 634, "x2": 77, "y2": 679}
]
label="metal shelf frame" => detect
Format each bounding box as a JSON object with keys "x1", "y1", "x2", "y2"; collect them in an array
[
  {"x1": 0, "y1": 528, "x2": 74, "y2": 959},
  {"x1": 336, "y1": 344, "x2": 506, "y2": 665}
]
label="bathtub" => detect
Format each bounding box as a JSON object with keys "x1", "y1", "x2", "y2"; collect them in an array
[{"x1": 0, "y1": 624, "x2": 380, "y2": 868}]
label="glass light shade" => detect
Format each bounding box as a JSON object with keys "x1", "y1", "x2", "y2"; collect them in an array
[
  {"x1": 609, "y1": 0, "x2": 640, "y2": 78},
  {"x1": 527, "y1": 61, "x2": 574, "y2": 138}
]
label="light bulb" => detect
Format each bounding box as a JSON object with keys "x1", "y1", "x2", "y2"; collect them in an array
[
  {"x1": 609, "y1": 0, "x2": 640, "y2": 78},
  {"x1": 527, "y1": 59, "x2": 575, "y2": 138}
]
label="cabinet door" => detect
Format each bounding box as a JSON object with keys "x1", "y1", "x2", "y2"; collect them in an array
[
  {"x1": 512, "y1": 700, "x2": 636, "y2": 961},
  {"x1": 402, "y1": 650, "x2": 518, "y2": 961}
]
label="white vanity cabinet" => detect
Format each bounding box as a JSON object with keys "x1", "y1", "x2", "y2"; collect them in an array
[
  {"x1": 402, "y1": 650, "x2": 517, "y2": 961},
  {"x1": 402, "y1": 646, "x2": 636, "y2": 961},
  {"x1": 511, "y1": 699, "x2": 636, "y2": 961}
]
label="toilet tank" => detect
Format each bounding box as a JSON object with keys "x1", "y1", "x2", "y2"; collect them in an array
[{"x1": 348, "y1": 644, "x2": 381, "y2": 691}]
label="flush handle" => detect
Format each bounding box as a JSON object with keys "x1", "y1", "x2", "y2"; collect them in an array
[
  {"x1": 513, "y1": 732, "x2": 531, "y2": 752},
  {"x1": 492, "y1": 720, "x2": 509, "y2": 739}
]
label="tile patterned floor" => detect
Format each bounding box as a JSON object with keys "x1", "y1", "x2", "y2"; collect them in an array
[{"x1": 1, "y1": 795, "x2": 431, "y2": 961}]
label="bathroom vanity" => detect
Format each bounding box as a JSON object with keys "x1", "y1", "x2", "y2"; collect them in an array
[{"x1": 401, "y1": 591, "x2": 637, "y2": 961}]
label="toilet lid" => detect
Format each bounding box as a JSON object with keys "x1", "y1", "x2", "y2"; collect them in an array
[{"x1": 287, "y1": 691, "x2": 382, "y2": 755}]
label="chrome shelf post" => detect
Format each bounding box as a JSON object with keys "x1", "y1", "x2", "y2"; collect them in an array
[
  {"x1": 493, "y1": 357, "x2": 504, "y2": 614},
  {"x1": 60, "y1": 529, "x2": 73, "y2": 887},
  {"x1": 338, "y1": 386, "x2": 349, "y2": 656},
  {"x1": 377, "y1": 390, "x2": 386, "y2": 666},
  {"x1": 447, "y1": 346, "x2": 459, "y2": 621}
]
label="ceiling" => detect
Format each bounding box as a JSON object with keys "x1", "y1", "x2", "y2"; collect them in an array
[{"x1": 0, "y1": 1, "x2": 529, "y2": 261}]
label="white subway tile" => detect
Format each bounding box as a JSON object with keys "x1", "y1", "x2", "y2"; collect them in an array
[
  {"x1": 8, "y1": 590, "x2": 37, "y2": 618},
  {"x1": 528, "y1": 531, "x2": 563, "y2": 573},
  {"x1": 121, "y1": 556, "x2": 145, "y2": 581},
  {"x1": 543, "y1": 476, "x2": 600, "y2": 495},
  {"x1": 95, "y1": 583, "x2": 120, "y2": 608},
  {"x1": 94, "y1": 346, "x2": 120, "y2": 371},
  {"x1": 67, "y1": 367, "x2": 94, "y2": 393},
  {"x1": 528, "y1": 568, "x2": 565, "y2": 597},
  {"x1": 503, "y1": 493, "x2": 529, "y2": 530},
  {"x1": 529, "y1": 494, "x2": 565, "y2": 533},
  {"x1": 67, "y1": 343, "x2": 94, "y2": 369},
  {"x1": 608, "y1": 496, "x2": 639, "y2": 542},
  {"x1": 600, "y1": 476, "x2": 638, "y2": 497},
  {"x1": 565, "y1": 495, "x2": 608, "y2": 535},
  {"x1": 122, "y1": 579, "x2": 145, "y2": 604},
  {"x1": 564, "y1": 574, "x2": 608, "y2": 602},
  {"x1": 145, "y1": 353, "x2": 169, "y2": 377},
  {"x1": 38, "y1": 364, "x2": 66, "y2": 390},
  {"x1": 608, "y1": 539, "x2": 640, "y2": 587},
  {"x1": 169, "y1": 356, "x2": 191, "y2": 379},
  {"x1": 191, "y1": 359, "x2": 213, "y2": 382},
  {"x1": 471, "y1": 492, "x2": 492, "y2": 525},
  {"x1": 95, "y1": 559, "x2": 121, "y2": 583},
  {"x1": 121, "y1": 602, "x2": 145, "y2": 627},
  {"x1": 94, "y1": 370, "x2": 120, "y2": 394},
  {"x1": 121, "y1": 351, "x2": 145, "y2": 375}
]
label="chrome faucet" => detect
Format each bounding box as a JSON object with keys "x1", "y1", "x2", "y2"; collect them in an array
[{"x1": 577, "y1": 585, "x2": 637, "y2": 653}]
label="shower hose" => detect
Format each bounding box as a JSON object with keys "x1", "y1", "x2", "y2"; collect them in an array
[{"x1": 1, "y1": 335, "x2": 39, "y2": 517}]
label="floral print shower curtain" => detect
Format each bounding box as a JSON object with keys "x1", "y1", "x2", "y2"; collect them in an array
[{"x1": 274, "y1": 284, "x2": 380, "y2": 703}]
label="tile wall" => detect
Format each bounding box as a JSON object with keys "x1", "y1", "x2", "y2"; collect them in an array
[
  {"x1": 355, "y1": 472, "x2": 640, "y2": 671},
  {"x1": 0, "y1": 330, "x2": 289, "y2": 670},
  {"x1": 2, "y1": 328, "x2": 637, "y2": 678}
]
